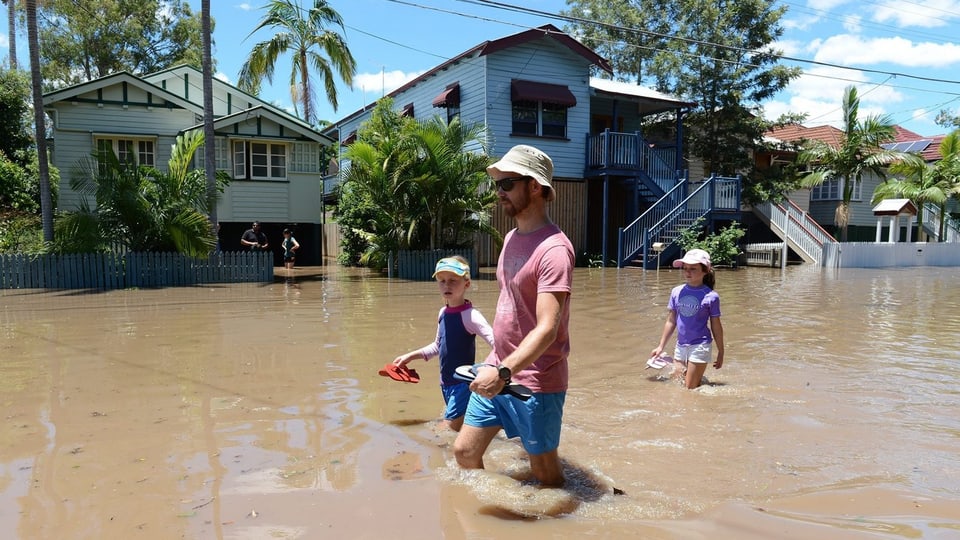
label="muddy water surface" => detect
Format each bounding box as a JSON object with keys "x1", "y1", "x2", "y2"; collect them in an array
[{"x1": 2, "y1": 264, "x2": 959, "y2": 539}]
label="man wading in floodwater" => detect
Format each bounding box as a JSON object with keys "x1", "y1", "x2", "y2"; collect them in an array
[{"x1": 452, "y1": 144, "x2": 574, "y2": 487}]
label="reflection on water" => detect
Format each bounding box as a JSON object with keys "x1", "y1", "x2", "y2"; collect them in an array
[{"x1": 1, "y1": 265, "x2": 959, "y2": 539}]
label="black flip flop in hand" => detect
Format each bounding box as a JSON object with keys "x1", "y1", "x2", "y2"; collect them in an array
[{"x1": 454, "y1": 364, "x2": 533, "y2": 401}]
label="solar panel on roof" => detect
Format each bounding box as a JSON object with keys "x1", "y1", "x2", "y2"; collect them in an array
[
  {"x1": 906, "y1": 139, "x2": 932, "y2": 153},
  {"x1": 882, "y1": 140, "x2": 932, "y2": 153}
]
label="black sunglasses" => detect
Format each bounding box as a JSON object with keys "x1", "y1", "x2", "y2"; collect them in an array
[{"x1": 494, "y1": 176, "x2": 532, "y2": 192}]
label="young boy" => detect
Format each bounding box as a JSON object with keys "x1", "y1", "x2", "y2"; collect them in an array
[{"x1": 393, "y1": 256, "x2": 495, "y2": 431}]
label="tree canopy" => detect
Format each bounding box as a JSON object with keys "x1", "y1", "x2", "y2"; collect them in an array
[
  {"x1": 37, "y1": 0, "x2": 208, "y2": 87},
  {"x1": 563, "y1": 0, "x2": 801, "y2": 175}
]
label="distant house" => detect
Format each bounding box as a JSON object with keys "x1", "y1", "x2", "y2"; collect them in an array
[
  {"x1": 761, "y1": 124, "x2": 957, "y2": 243},
  {"x1": 43, "y1": 65, "x2": 334, "y2": 265},
  {"x1": 323, "y1": 24, "x2": 737, "y2": 266}
]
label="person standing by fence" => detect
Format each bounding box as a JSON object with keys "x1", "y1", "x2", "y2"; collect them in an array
[{"x1": 241, "y1": 221, "x2": 268, "y2": 251}]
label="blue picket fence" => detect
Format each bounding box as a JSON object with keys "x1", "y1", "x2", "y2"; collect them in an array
[
  {"x1": 0, "y1": 251, "x2": 274, "y2": 290},
  {"x1": 392, "y1": 249, "x2": 477, "y2": 280}
]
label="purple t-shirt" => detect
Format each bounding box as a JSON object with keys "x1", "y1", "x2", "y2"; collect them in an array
[
  {"x1": 668, "y1": 284, "x2": 721, "y2": 346},
  {"x1": 488, "y1": 224, "x2": 574, "y2": 393}
]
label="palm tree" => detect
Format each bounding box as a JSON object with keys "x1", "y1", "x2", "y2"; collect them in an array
[
  {"x1": 25, "y1": 0, "x2": 53, "y2": 242},
  {"x1": 4, "y1": 0, "x2": 16, "y2": 69},
  {"x1": 404, "y1": 116, "x2": 499, "y2": 250},
  {"x1": 238, "y1": 0, "x2": 356, "y2": 124},
  {"x1": 201, "y1": 0, "x2": 218, "y2": 233},
  {"x1": 336, "y1": 100, "x2": 498, "y2": 267},
  {"x1": 873, "y1": 130, "x2": 960, "y2": 241},
  {"x1": 56, "y1": 130, "x2": 228, "y2": 257},
  {"x1": 797, "y1": 86, "x2": 921, "y2": 241}
]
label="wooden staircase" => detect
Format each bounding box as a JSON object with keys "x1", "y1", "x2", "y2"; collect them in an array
[{"x1": 617, "y1": 175, "x2": 742, "y2": 268}]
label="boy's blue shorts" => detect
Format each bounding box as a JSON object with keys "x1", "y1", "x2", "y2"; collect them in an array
[
  {"x1": 464, "y1": 390, "x2": 566, "y2": 454},
  {"x1": 441, "y1": 382, "x2": 472, "y2": 420}
]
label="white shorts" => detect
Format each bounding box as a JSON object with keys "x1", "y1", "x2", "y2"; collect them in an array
[{"x1": 674, "y1": 342, "x2": 712, "y2": 365}]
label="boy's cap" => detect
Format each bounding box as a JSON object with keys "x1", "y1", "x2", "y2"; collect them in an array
[
  {"x1": 432, "y1": 257, "x2": 470, "y2": 278},
  {"x1": 672, "y1": 248, "x2": 712, "y2": 269},
  {"x1": 486, "y1": 145, "x2": 555, "y2": 201}
]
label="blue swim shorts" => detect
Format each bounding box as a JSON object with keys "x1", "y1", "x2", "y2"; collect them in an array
[
  {"x1": 464, "y1": 390, "x2": 566, "y2": 455},
  {"x1": 441, "y1": 382, "x2": 472, "y2": 420}
]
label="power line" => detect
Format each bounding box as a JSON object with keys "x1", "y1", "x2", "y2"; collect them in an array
[{"x1": 455, "y1": 0, "x2": 960, "y2": 87}]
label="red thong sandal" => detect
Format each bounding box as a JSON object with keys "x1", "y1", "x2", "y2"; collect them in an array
[{"x1": 379, "y1": 363, "x2": 421, "y2": 383}]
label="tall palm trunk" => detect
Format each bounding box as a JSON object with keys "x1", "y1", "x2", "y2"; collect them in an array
[
  {"x1": 5, "y1": 0, "x2": 16, "y2": 69},
  {"x1": 201, "y1": 0, "x2": 217, "y2": 237},
  {"x1": 25, "y1": 0, "x2": 52, "y2": 241}
]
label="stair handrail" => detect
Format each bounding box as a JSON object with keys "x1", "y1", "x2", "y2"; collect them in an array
[
  {"x1": 756, "y1": 199, "x2": 834, "y2": 263},
  {"x1": 922, "y1": 202, "x2": 960, "y2": 242},
  {"x1": 647, "y1": 178, "x2": 714, "y2": 243},
  {"x1": 618, "y1": 178, "x2": 689, "y2": 265}
]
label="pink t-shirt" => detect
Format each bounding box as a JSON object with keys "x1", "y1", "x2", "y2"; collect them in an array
[{"x1": 487, "y1": 224, "x2": 574, "y2": 393}]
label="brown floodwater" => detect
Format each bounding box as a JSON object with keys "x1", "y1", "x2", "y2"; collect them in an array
[{"x1": 2, "y1": 263, "x2": 959, "y2": 539}]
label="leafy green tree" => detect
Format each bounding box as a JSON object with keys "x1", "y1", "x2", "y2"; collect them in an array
[
  {"x1": 936, "y1": 109, "x2": 960, "y2": 129},
  {"x1": 37, "y1": 0, "x2": 206, "y2": 87},
  {"x1": 55, "y1": 130, "x2": 228, "y2": 257},
  {"x1": 334, "y1": 99, "x2": 497, "y2": 268},
  {"x1": 239, "y1": 0, "x2": 357, "y2": 123},
  {"x1": 872, "y1": 130, "x2": 960, "y2": 241},
  {"x1": 564, "y1": 0, "x2": 801, "y2": 175},
  {"x1": 798, "y1": 86, "x2": 923, "y2": 241},
  {"x1": 0, "y1": 69, "x2": 32, "y2": 166}
]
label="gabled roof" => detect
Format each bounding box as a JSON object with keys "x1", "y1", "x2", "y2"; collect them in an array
[
  {"x1": 42, "y1": 71, "x2": 198, "y2": 111},
  {"x1": 143, "y1": 65, "x2": 322, "y2": 135},
  {"x1": 765, "y1": 124, "x2": 844, "y2": 148},
  {"x1": 181, "y1": 105, "x2": 333, "y2": 144},
  {"x1": 873, "y1": 198, "x2": 917, "y2": 216},
  {"x1": 323, "y1": 24, "x2": 614, "y2": 133},
  {"x1": 44, "y1": 66, "x2": 330, "y2": 144}
]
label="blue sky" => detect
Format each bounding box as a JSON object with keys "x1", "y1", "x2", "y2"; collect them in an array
[{"x1": 4, "y1": 0, "x2": 960, "y2": 136}]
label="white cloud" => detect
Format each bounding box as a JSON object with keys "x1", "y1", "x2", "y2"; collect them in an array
[
  {"x1": 772, "y1": 39, "x2": 805, "y2": 57},
  {"x1": 214, "y1": 71, "x2": 231, "y2": 83},
  {"x1": 0, "y1": 35, "x2": 7, "y2": 48},
  {"x1": 354, "y1": 69, "x2": 425, "y2": 96},
  {"x1": 812, "y1": 34, "x2": 960, "y2": 68},
  {"x1": 873, "y1": 0, "x2": 960, "y2": 28},
  {"x1": 235, "y1": 3, "x2": 254, "y2": 11},
  {"x1": 782, "y1": 14, "x2": 821, "y2": 31},
  {"x1": 841, "y1": 13, "x2": 862, "y2": 33},
  {"x1": 763, "y1": 67, "x2": 906, "y2": 128},
  {"x1": 808, "y1": 0, "x2": 850, "y2": 10}
]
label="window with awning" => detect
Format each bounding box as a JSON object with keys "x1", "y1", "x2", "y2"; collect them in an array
[
  {"x1": 341, "y1": 131, "x2": 356, "y2": 146},
  {"x1": 510, "y1": 80, "x2": 575, "y2": 138},
  {"x1": 400, "y1": 103, "x2": 414, "y2": 118},
  {"x1": 510, "y1": 79, "x2": 576, "y2": 107},
  {"x1": 432, "y1": 83, "x2": 460, "y2": 108}
]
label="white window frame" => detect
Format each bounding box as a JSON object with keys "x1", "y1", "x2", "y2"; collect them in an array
[
  {"x1": 94, "y1": 135, "x2": 156, "y2": 168},
  {"x1": 290, "y1": 142, "x2": 319, "y2": 173},
  {"x1": 231, "y1": 140, "x2": 288, "y2": 181},
  {"x1": 811, "y1": 178, "x2": 862, "y2": 201},
  {"x1": 195, "y1": 137, "x2": 230, "y2": 171}
]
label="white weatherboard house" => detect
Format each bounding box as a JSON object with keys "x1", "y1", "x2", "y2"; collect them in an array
[{"x1": 43, "y1": 65, "x2": 333, "y2": 265}]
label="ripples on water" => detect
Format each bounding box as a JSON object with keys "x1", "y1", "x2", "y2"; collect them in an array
[{"x1": 3, "y1": 265, "x2": 959, "y2": 538}]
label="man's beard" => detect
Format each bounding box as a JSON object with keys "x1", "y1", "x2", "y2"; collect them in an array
[{"x1": 502, "y1": 192, "x2": 530, "y2": 218}]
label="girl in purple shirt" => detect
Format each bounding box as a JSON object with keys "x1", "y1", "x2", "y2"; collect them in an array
[{"x1": 651, "y1": 249, "x2": 725, "y2": 389}]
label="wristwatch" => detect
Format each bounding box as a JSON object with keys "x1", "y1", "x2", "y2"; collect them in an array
[{"x1": 497, "y1": 365, "x2": 512, "y2": 382}]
